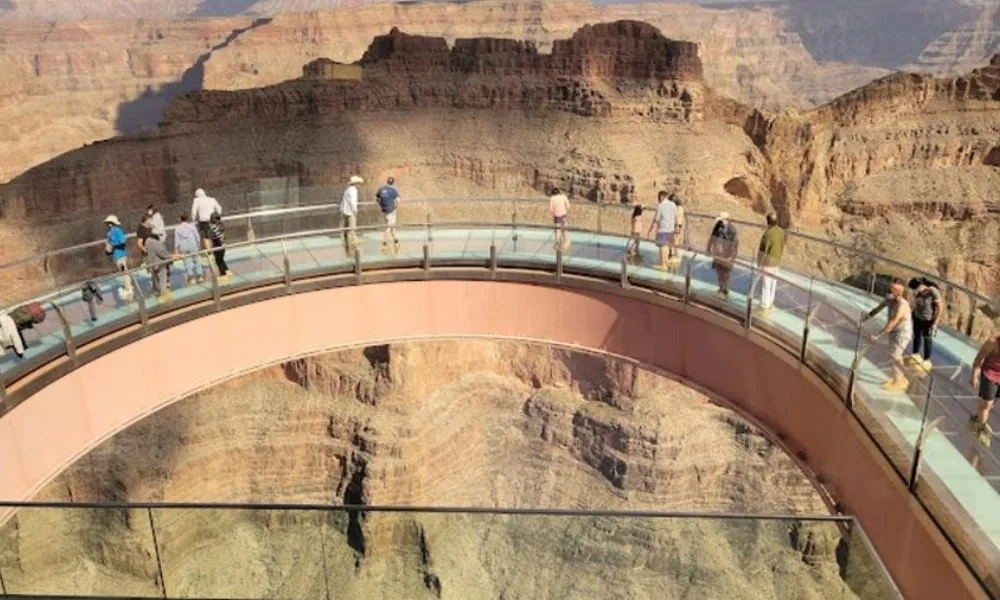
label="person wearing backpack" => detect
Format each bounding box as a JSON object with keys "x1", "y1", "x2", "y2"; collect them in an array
[
  {"x1": 104, "y1": 214, "x2": 133, "y2": 301},
  {"x1": 376, "y1": 177, "x2": 401, "y2": 252},
  {"x1": 208, "y1": 212, "x2": 230, "y2": 281},
  {"x1": 0, "y1": 312, "x2": 25, "y2": 359}
]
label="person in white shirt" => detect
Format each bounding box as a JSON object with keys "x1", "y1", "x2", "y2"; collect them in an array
[
  {"x1": 548, "y1": 187, "x2": 570, "y2": 250},
  {"x1": 341, "y1": 175, "x2": 363, "y2": 252},
  {"x1": 190, "y1": 188, "x2": 223, "y2": 251},
  {"x1": 0, "y1": 312, "x2": 25, "y2": 359}
]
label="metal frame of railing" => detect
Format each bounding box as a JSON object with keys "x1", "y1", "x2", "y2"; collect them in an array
[
  {"x1": 0, "y1": 217, "x2": 990, "y2": 596},
  {"x1": 0, "y1": 501, "x2": 900, "y2": 599}
]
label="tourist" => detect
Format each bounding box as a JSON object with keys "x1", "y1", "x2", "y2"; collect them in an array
[
  {"x1": 756, "y1": 213, "x2": 785, "y2": 315},
  {"x1": 549, "y1": 187, "x2": 570, "y2": 251},
  {"x1": 707, "y1": 212, "x2": 738, "y2": 297},
  {"x1": 672, "y1": 193, "x2": 686, "y2": 251},
  {"x1": 208, "y1": 212, "x2": 230, "y2": 280},
  {"x1": 969, "y1": 336, "x2": 1000, "y2": 447},
  {"x1": 907, "y1": 277, "x2": 942, "y2": 371},
  {"x1": 103, "y1": 214, "x2": 133, "y2": 301},
  {"x1": 148, "y1": 205, "x2": 166, "y2": 239},
  {"x1": 136, "y1": 212, "x2": 154, "y2": 258},
  {"x1": 341, "y1": 175, "x2": 363, "y2": 253},
  {"x1": 0, "y1": 311, "x2": 25, "y2": 359},
  {"x1": 174, "y1": 212, "x2": 204, "y2": 284},
  {"x1": 144, "y1": 232, "x2": 173, "y2": 300},
  {"x1": 647, "y1": 190, "x2": 679, "y2": 270},
  {"x1": 865, "y1": 278, "x2": 913, "y2": 392},
  {"x1": 626, "y1": 205, "x2": 643, "y2": 261},
  {"x1": 376, "y1": 176, "x2": 401, "y2": 251},
  {"x1": 191, "y1": 188, "x2": 222, "y2": 251}
]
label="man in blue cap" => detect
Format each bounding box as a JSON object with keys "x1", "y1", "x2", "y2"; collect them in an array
[{"x1": 376, "y1": 176, "x2": 401, "y2": 252}]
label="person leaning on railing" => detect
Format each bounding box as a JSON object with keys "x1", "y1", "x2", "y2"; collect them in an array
[
  {"x1": 864, "y1": 278, "x2": 913, "y2": 393},
  {"x1": 341, "y1": 175, "x2": 362, "y2": 253},
  {"x1": 103, "y1": 214, "x2": 133, "y2": 302}
]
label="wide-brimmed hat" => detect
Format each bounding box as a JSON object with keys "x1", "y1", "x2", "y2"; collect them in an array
[
  {"x1": 104, "y1": 214, "x2": 121, "y2": 226},
  {"x1": 349, "y1": 175, "x2": 364, "y2": 185}
]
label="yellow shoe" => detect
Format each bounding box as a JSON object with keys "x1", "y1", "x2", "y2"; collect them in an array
[
  {"x1": 880, "y1": 379, "x2": 910, "y2": 393},
  {"x1": 218, "y1": 273, "x2": 232, "y2": 282},
  {"x1": 654, "y1": 264, "x2": 669, "y2": 271},
  {"x1": 755, "y1": 306, "x2": 772, "y2": 317},
  {"x1": 921, "y1": 359, "x2": 933, "y2": 372},
  {"x1": 903, "y1": 354, "x2": 920, "y2": 366}
]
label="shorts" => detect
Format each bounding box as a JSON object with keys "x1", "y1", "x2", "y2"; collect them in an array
[
  {"x1": 979, "y1": 374, "x2": 1000, "y2": 401},
  {"x1": 383, "y1": 211, "x2": 397, "y2": 227},
  {"x1": 888, "y1": 331, "x2": 912, "y2": 360},
  {"x1": 553, "y1": 216, "x2": 566, "y2": 225},
  {"x1": 197, "y1": 221, "x2": 212, "y2": 239},
  {"x1": 656, "y1": 231, "x2": 674, "y2": 247}
]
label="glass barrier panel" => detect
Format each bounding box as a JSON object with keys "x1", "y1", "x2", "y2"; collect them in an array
[
  {"x1": 225, "y1": 243, "x2": 285, "y2": 288},
  {"x1": 747, "y1": 271, "x2": 814, "y2": 351},
  {"x1": 0, "y1": 256, "x2": 58, "y2": 309},
  {"x1": 563, "y1": 225, "x2": 626, "y2": 281},
  {"x1": 912, "y1": 392, "x2": 1000, "y2": 599},
  {"x1": 842, "y1": 521, "x2": 902, "y2": 599},
  {"x1": 801, "y1": 295, "x2": 861, "y2": 395},
  {"x1": 0, "y1": 506, "x2": 161, "y2": 597},
  {"x1": 150, "y1": 507, "x2": 328, "y2": 599}
]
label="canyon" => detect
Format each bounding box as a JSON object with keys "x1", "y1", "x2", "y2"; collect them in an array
[
  {"x1": 0, "y1": 340, "x2": 864, "y2": 597},
  {"x1": 2, "y1": 20, "x2": 999, "y2": 312},
  {"x1": 0, "y1": 0, "x2": 891, "y2": 182}
]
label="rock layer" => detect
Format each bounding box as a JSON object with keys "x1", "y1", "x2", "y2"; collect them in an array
[{"x1": 0, "y1": 340, "x2": 859, "y2": 598}]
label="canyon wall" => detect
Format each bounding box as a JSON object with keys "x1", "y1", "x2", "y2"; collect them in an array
[
  {"x1": 0, "y1": 0, "x2": 889, "y2": 182},
  {"x1": 0, "y1": 340, "x2": 861, "y2": 598}
]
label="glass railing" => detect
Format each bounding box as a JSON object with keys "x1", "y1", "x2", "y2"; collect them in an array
[
  {"x1": 0, "y1": 210, "x2": 998, "y2": 593},
  {"x1": 0, "y1": 502, "x2": 898, "y2": 599}
]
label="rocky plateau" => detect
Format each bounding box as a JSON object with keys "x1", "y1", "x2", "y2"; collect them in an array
[{"x1": 0, "y1": 340, "x2": 869, "y2": 598}]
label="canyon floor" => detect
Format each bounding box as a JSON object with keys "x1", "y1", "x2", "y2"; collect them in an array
[{"x1": 0, "y1": 340, "x2": 873, "y2": 598}]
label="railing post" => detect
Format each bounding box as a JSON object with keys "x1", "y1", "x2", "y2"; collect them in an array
[
  {"x1": 908, "y1": 377, "x2": 937, "y2": 492},
  {"x1": 246, "y1": 215, "x2": 256, "y2": 243},
  {"x1": 620, "y1": 254, "x2": 629, "y2": 288},
  {"x1": 555, "y1": 232, "x2": 564, "y2": 282},
  {"x1": 683, "y1": 218, "x2": 691, "y2": 250},
  {"x1": 51, "y1": 303, "x2": 78, "y2": 366},
  {"x1": 597, "y1": 201, "x2": 604, "y2": 234},
  {"x1": 512, "y1": 205, "x2": 518, "y2": 243},
  {"x1": 800, "y1": 281, "x2": 815, "y2": 363},
  {"x1": 744, "y1": 268, "x2": 757, "y2": 331},
  {"x1": 354, "y1": 248, "x2": 362, "y2": 283},
  {"x1": 422, "y1": 244, "x2": 430, "y2": 272},
  {"x1": 867, "y1": 262, "x2": 877, "y2": 295},
  {"x1": 845, "y1": 315, "x2": 867, "y2": 410},
  {"x1": 281, "y1": 240, "x2": 291, "y2": 291},
  {"x1": 489, "y1": 243, "x2": 497, "y2": 275},
  {"x1": 209, "y1": 252, "x2": 221, "y2": 311},
  {"x1": 426, "y1": 211, "x2": 433, "y2": 244},
  {"x1": 147, "y1": 507, "x2": 168, "y2": 599},
  {"x1": 683, "y1": 256, "x2": 693, "y2": 304},
  {"x1": 0, "y1": 370, "x2": 6, "y2": 404},
  {"x1": 133, "y1": 269, "x2": 150, "y2": 329}
]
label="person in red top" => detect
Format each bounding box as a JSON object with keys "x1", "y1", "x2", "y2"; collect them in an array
[{"x1": 969, "y1": 336, "x2": 1000, "y2": 446}]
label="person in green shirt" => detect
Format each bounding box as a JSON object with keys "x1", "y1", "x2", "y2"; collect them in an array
[{"x1": 756, "y1": 213, "x2": 785, "y2": 313}]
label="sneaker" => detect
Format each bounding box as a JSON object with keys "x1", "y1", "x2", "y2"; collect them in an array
[
  {"x1": 921, "y1": 359, "x2": 933, "y2": 372},
  {"x1": 880, "y1": 378, "x2": 910, "y2": 393},
  {"x1": 715, "y1": 289, "x2": 726, "y2": 298},
  {"x1": 218, "y1": 273, "x2": 232, "y2": 282},
  {"x1": 187, "y1": 277, "x2": 197, "y2": 286},
  {"x1": 904, "y1": 354, "x2": 920, "y2": 366},
  {"x1": 196, "y1": 276, "x2": 204, "y2": 284},
  {"x1": 968, "y1": 417, "x2": 994, "y2": 448},
  {"x1": 755, "y1": 306, "x2": 772, "y2": 316},
  {"x1": 159, "y1": 292, "x2": 173, "y2": 303},
  {"x1": 654, "y1": 264, "x2": 669, "y2": 271}
]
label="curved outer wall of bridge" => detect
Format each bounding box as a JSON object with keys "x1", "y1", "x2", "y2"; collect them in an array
[{"x1": 0, "y1": 278, "x2": 985, "y2": 599}]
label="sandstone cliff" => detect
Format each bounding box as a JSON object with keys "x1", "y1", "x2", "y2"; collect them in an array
[
  {"x1": 0, "y1": 0, "x2": 889, "y2": 182},
  {"x1": 0, "y1": 340, "x2": 859, "y2": 598}
]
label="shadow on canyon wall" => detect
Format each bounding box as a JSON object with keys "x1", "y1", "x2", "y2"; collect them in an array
[{"x1": 114, "y1": 17, "x2": 274, "y2": 135}]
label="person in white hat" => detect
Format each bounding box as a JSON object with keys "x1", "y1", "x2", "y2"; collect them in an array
[
  {"x1": 341, "y1": 175, "x2": 363, "y2": 252},
  {"x1": 707, "y1": 211, "x2": 738, "y2": 298},
  {"x1": 103, "y1": 214, "x2": 133, "y2": 301}
]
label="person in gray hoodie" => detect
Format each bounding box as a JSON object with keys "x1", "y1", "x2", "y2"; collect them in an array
[{"x1": 144, "y1": 233, "x2": 173, "y2": 299}]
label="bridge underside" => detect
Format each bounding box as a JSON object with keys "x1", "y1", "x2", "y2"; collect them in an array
[{"x1": 0, "y1": 275, "x2": 981, "y2": 598}]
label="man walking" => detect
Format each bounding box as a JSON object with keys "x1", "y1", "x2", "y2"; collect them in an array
[
  {"x1": 103, "y1": 215, "x2": 133, "y2": 302},
  {"x1": 191, "y1": 188, "x2": 222, "y2": 252},
  {"x1": 968, "y1": 335, "x2": 1000, "y2": 447},
  {"x1": 647, "y1": 191, "x2": 679, "y2": 270},
  {"x1": 549, "y1": 187, "x2": 570, "y2": 251},
  {"x1": 866, "y1": 278, "x2": 914, "y2": 393},
  {"x1": 376, "y1": 177, "x2": 401, "y2": 252},
  {"x1": 756, "y1": 213, "x2": 785, "y2": 315},
  {"x1": 341, "y1": 175, "x2": 363, "y2": 253},
  {"x1": 144, "y1": 232, "x2": 173, "y2": 301}
]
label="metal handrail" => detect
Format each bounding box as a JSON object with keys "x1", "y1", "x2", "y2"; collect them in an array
[{"x1": 4, "y1": 198, "x2": 995, "y2": 311}]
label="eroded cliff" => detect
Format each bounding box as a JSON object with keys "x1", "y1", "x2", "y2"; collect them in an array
[{"x1": 0, "y1": 340, "x2": 856, "y2": 598}]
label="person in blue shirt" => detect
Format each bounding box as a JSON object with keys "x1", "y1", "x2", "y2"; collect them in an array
[
  {"x1": 375, "y1": 177, "x2": 401, "y2": 251},
  {"x1": 103, "y1": 214, "x2": 133, "y2": 301}
]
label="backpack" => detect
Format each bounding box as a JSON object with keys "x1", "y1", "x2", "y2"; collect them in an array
[{"x1": 11, "y1": 302, "x2": 45, "y2": 330}]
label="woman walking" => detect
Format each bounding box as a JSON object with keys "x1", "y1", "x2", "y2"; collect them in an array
[{"x1": 707, "y1": 212, "x2": 739, "y2": 297}]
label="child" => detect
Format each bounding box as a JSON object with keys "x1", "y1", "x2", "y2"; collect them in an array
[{"x1": 626, "y1": 205, "x2": 643, "y2": 260}]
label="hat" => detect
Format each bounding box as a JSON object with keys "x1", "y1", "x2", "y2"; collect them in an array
[
  {"x1": 718, "y1": 211, "x2": 730, "y2": 221},
  {"x1": 104, "y1": 214, "x2": 121, "y2": 226},
  {"x1": 349, "y1": 175, "x2": 364, "y2": 185}
]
